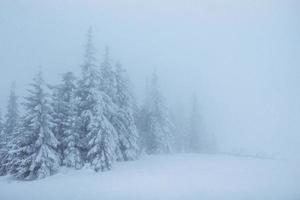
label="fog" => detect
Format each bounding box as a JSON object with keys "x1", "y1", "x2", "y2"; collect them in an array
[{"x1": 1, "y1": 0, "x2": 299, "y2": 157}]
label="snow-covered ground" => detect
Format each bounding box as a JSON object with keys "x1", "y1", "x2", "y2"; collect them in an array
[{"x1": 0, "y1": 154, "x2": 299, "y2": 200}]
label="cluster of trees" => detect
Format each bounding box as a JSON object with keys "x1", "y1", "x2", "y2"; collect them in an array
[{"x1": 0, "y1": 28, "x2": 216, "y2": 180}]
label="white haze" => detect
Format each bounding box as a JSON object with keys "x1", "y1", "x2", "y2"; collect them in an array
[{"x1": 0, "y1": 0, "x2": 299, "y2": 157}]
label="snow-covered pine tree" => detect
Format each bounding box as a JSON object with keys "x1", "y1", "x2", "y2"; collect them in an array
[
  {"x1": 6, "y1": 117, "x2": 23, "y2": 176},
  {"x1": 97, "y1": 47, "x2": 123, "y2": 161},
  {"x1": 0, "y1": 82, "x2": 19, "y2": 175},
  {"x1": 76, "y1": 27, "x2": 100, "y2": 162},
  {"x1": 51, "y1": 72, "x2": 83, "y2": 169},
  {"x1": 111, "y1": 62, "x2": 139, "y2": 161},
  {"x1": 51, "y1": 81, "x2": 65, "y2": 161},
  {"x1": 137, "y1": 78, "x2": 152, "y2": 153},
  {"x1": 11, "y1": 70, "x2": 60, "y2": 180},
  {"x1": 187, "y1": 95, "x2": 202, "y2": 153},
  {"x1": 86, "y1": 92, "x2": 117, "y2": 172},
  {"x1": 0, "y1": 109, "x2": 5, "y2": 175},
  {"x1": 76, "y1": 28, "x2": 118, "y2": 171},
  {"x1": 3, "y1": 82, "x2": 19, "y2": 138},
  {"x1": 99, "y1": 46, "x2": 116, "y2": 99},
  {"x1": 98, "y1": 46, "x2": 139, "y2": 161},
  {"x1": 140, "y1": 71, "x2": 174, "y2": 154},
  {"x1": 0, "y1": 110, "x2": 3, "y2": 134}
]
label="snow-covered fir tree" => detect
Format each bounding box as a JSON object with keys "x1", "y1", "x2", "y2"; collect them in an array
[
  {"x1": 0, "y1": 109, "x2": 5, "y2": 175},
  {"x1": 86, "y1": 93, "x2": 117, "y2": 172},
  {"x1": 51, "y1": 72, "x2": 83, "y2": 169},
  {"x1": 0, "y1": 82, "x2": 19, "y2": 175},
  {"x1": 139, "y1": 71, "x2": 174, "y2": 154},
  {"x1": 11, "y1": 70, "x2": 60, "y2": 180},
  {"x1": 3, "y1": 82, "x2": 19, "y2": 138},
  {"x1": 51, "y1": 81, "x2": 66, "y2": 160},
  {"x1": 0, "y1": 29, "x2": 180, "y2": 180},
  {"x1": 111, "y1": 62, "x2": 139, "y2": 161},
  {"x1": 98, "y1": 46, "x2": 139, "y2": 161},
  {"x1": 137, "y1": 78, "x2": 151, "y2": 152},
  {"x1": 0, "y1": 110, "x2": 3, "y2": 134},
  {"x1": 100, "y1": 46, "x2": 116, "y2": 98},
  {"x1": 76, "y1": 28, "x2": 118, "y2": 171},
  {"x1": 75, "y1": 27, "x2": 100, "y2": 161},
  {"x1": 187, "y1": 95, "x2": 202, "y2": 153}
]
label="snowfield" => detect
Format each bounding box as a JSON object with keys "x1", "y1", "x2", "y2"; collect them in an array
[{"x1": 0, "y1": 154, "x2": 299, "y2": 200}]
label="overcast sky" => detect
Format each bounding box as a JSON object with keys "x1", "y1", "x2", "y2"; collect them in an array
[{"x1": 0, "y1": 0, "x2": 299, "y2": 157}]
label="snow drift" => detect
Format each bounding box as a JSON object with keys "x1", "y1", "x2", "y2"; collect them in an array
[{"x1": 0, "y1": 154, "x2": 299, "y2": 200}]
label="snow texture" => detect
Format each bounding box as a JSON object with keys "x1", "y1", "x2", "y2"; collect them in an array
[{"x1": 0, "y1": 154, "x2": 299, "y2": 200}]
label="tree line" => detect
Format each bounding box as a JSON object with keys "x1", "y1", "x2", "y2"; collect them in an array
[{"x1": 0, "y1": 28, "x2": 216, "y2": 180}]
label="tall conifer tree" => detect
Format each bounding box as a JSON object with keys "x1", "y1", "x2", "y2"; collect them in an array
[
  {"x1": 112, "y1": 62, "x2": 139, "y2": 161},
  {"x1": 140, "y1": 71, "x2": 174, "y2": 154},
  {"x1": 187, "y1": 96, "x2": 202, "y2": 153},
  {"x1": 51, "y1": 72, "x2": 83, "y2": 168},
  {"x1": 75, "y1": 27, "x2": 100, "y2": 161},
  {"x1": 0, "y1": 82, "x2": 19, "y2": 175},
  {"x1": 12, "y1": 70, "x2": 60, "y2": 180}
]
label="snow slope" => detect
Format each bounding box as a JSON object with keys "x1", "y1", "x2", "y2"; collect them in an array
[{"x1": 0, "y1": 154, "x2": 299, "y2": 200}]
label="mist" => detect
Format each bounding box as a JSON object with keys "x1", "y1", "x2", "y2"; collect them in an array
[{"x1": 1, "y1": 0, "x2": 300, "y2": 158}]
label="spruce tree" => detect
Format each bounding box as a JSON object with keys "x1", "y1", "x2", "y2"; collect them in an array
[
  {"x1": 136, "y1": 78, "x2": 151, "y2": 152},
  {"x1": 0, "y1": 110, "x2": 3, "y2": 134},
  {"x1": 3, "y1": 82, "x2": 19, "y2": 137},
  {"x1": 0, "y1": 82, "x2": 19, "y2": 175},
  {"x1": 187, "y1": 96, "x2": 202, "y2": 153},
  {"x1": 0, "y1": 110, "x2": 5, "y2": 175},
  {"x1": 140, "y1": 71, "x2": 174, "y2": 154},
  {"x1": 99, "y1": 48, "x2": 139, "y2": 161},
  {"x1": 76, "y1": 27, "x2": 99, "y2": 161},
  {"x1": 51, "y1": 82, "x2": 65, "y2": 160},
  {"x1": 11, "y1": 70, "x2": 60, "y2": 180},
  {"x1": 76, "y1": 28, "x2": 118, "y2": 171},
  {"x1": 51, "y1": 72, "x2": 82, "y2": 168},
  {"x1": 112, "y1": 62, "x2": 139, "y2": 161},
  {"x1": 86, "y1": 93, "x2": 117, "y2": 172},
  {"x1": 100, "y1": 46, "x2": 116, "y2": 98}
]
